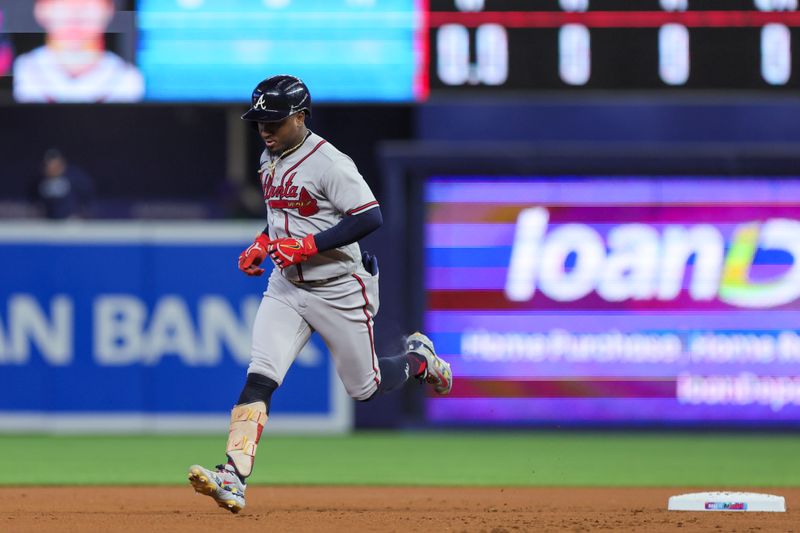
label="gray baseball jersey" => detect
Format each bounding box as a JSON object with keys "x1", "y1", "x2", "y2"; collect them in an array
[
  {"x1": 258, "y1": 131, "x2": 379, "y2": 282},
  {"x1": 249, "y1": 131, "x2": 383, "y2": 400}
]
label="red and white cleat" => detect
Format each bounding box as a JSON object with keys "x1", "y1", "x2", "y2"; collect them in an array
[{"x1": 406, "y1": 332, "x2": 453, "y2": 395}]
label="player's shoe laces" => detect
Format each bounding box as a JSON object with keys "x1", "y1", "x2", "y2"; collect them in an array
[
  {"x1": 406, "y1": 332, "x2": 452, "y2": 395},
  {"x1": 188, "y1": 463, "x2": 246, "y2": 514}
]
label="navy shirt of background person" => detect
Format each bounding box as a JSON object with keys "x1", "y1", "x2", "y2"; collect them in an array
[{"x1": 29, "y1": 149, "x2": 94, "y2": 219}]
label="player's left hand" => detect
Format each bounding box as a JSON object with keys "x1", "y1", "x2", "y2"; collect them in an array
[{"x1": 268, "y1": 234, "x2": 318, "y2": 270}]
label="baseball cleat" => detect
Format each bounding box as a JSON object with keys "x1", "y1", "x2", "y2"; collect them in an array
[
  {"x1": 188, "y1": 464, "x2": 246, "y2": 514},
  {"x1": 406, "y1": 332, "x2": 452, "y2": 395}
]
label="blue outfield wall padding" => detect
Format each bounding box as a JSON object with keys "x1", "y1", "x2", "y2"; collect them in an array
[{"x1": 0, "y1": 223, "x2": 352, "y2": 433}]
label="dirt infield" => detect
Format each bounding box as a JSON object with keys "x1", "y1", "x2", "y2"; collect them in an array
[{"x1": 1, "y1": 486, "x2": 796, "y2": 532}]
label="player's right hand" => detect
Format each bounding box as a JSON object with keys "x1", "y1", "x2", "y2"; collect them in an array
[{"x1": 238, "y1": 233, "x2": 271, "y2": 276}]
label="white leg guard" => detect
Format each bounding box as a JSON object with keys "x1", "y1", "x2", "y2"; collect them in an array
[{"x1": 225, "y1": 401, "x2": 268, "y2": 478}]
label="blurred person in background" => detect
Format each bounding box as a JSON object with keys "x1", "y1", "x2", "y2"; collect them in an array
[
  {"x1": 13, "y1": 0, "x2": 143, "y2": 102},
  {"x1": 29, "y1": 149, "x2": 94, "y2": 219},
  {"x1": 0, "y1": 9, "x2": 12, "y2": 75}
]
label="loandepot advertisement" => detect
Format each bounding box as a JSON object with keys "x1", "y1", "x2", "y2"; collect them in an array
[
  {"x1": 0, "y1": 223, "x2": 351, "y2": 433},
  {"x1": 424, "y1": 177, "x2": 800, "y2": 426}
]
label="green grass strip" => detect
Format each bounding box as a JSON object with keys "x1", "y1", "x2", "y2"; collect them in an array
[{"x1": 1, "y1": 432, "x2": 797, "y2": 487}]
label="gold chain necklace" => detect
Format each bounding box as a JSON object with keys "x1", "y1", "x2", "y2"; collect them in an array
[{"x1": 265, "y1": 130, "x2": 312, "y2": 176}]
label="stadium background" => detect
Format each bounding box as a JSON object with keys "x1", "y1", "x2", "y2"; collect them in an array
[{"x1": 0, "y1": 0, "x2": 799, "y2": 530}]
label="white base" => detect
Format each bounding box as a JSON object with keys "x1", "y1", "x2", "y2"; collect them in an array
[{"x1": 668, "y1": 492, "x2": 786, "y2": 512}]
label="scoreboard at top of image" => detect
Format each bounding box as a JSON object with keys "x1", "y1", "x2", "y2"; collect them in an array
[
  {"x1": 3, "y1": 0, "x2": 799, "y2": 102},
  {"x1": 430, "y1": 0, "x2": 800, "y2": 89}
]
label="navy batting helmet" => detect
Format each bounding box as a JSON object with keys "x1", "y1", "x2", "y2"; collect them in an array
[{"x1": 241, "y1": 75, "x2": 312, "y2": 123}]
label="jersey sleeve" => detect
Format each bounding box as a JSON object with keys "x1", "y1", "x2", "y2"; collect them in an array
[{"x1": 322, "y1": 156, "x2": 379, "y2": 216}]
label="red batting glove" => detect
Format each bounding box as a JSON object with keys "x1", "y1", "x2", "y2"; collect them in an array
[
  {"x1": 268, "y1": 234, "x2": 318, "y2": 271},
  {"x1": 238, "y1": 233, "x2": 271, "y2": 276}
]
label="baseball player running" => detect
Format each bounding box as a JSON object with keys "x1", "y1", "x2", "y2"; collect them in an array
[{"x1": 188, "y1": 75, "x2": 453, "y2": 513}]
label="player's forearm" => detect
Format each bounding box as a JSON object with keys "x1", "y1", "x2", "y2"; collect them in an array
[{"x1": 314, "y1": 206, "x2": 382, "y2": 252}]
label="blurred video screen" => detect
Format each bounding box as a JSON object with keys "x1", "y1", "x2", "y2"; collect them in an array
[
  {"x1": 136, "y1": 0, "x2": 425, "y2": 102},
  {"x1": 0, "y1": 0, "x2": 423, "y2": 103},
  {"x1": 0, "y1": 0, "x2": 142, "y2": 103},
  {"x1": 424, "y1": 177, "x2": 800, "y2": 426}
]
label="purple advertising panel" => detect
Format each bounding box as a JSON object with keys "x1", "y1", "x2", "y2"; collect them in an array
[{"x1": 424, "y1": 177, "x2": 800, "y2": 426}]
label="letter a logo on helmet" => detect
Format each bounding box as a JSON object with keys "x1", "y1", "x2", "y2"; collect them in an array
[
  {"x1": 241, "y1": 75, "x2": 312, "y2": 123},
  {"x1": 253, "y1": 94, "x2": 269, "y2": 111}
]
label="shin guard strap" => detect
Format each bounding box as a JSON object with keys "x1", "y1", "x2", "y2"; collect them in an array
[{"x1": 226, "y1": 401, "x2": 268, "y2": 478}]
